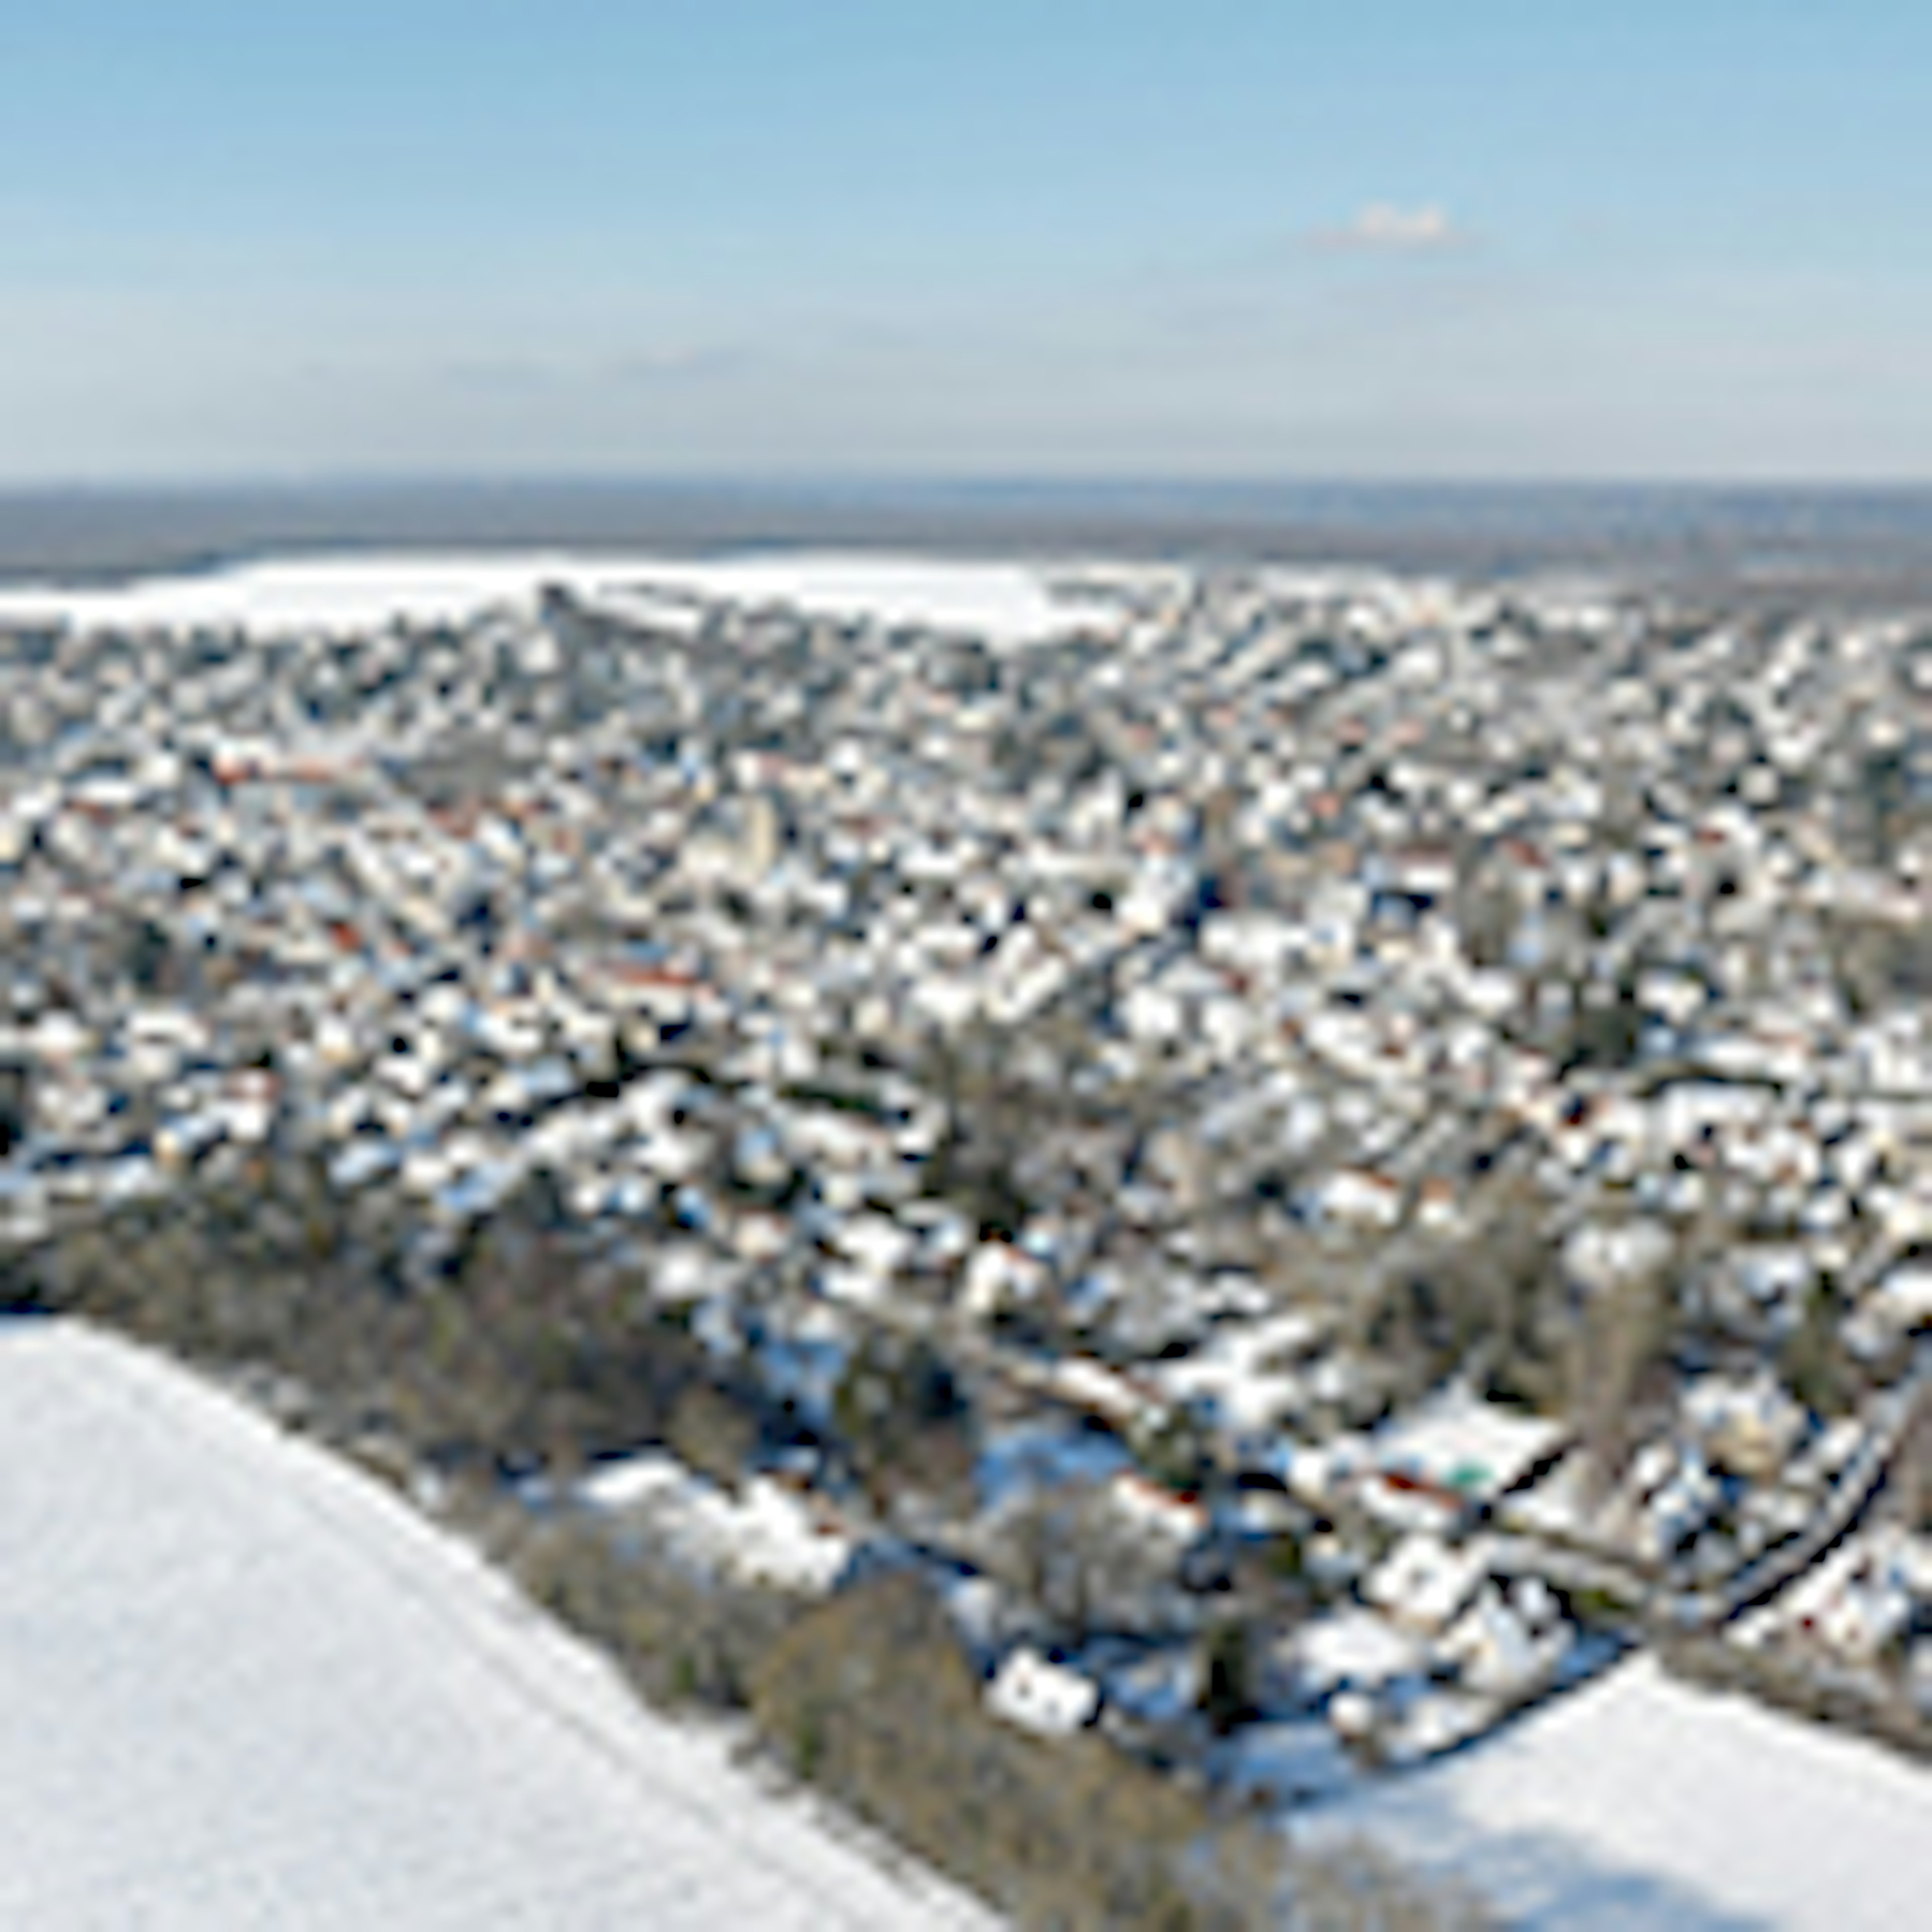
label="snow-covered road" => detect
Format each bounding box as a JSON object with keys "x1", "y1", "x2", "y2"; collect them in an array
[{"x1": 0, "y1": 1320, "x2": 988, "y2": 1930}]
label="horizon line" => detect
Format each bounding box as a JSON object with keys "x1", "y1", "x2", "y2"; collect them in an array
[{"x1": 8, "y1": 471, "x2": 1932, "y2": 498}]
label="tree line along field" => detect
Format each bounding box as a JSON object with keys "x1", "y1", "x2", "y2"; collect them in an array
[{"x1": 0, "y1": 1153, "x2": 1486, "y2": 1931}]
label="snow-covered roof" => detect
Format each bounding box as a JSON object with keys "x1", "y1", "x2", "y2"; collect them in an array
[
  {"x1": 986, "y1": 1647, "x2": 1100, "y2": 1736},
  {"x1": 1871, "y1": 1265, "x2": 1932, "y2": 1329},
  {"x1": 1297, "y1": 1609, "x2": 1427, "y2": 1692},
  {"x1": 1373, "y1": 1389, "x2": 1568, "y2": 1505},
  {"x1": 1364, "y1": 1533, "x2": 1492, "y2": 1633}
]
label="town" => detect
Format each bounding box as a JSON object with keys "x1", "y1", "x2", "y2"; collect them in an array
[{"x1": 4, "y1": 551, "x2": 1931, "y2": 1833}]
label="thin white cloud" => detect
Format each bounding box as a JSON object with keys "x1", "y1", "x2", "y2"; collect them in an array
[
  {"x1": 422, "y1": 345, "x2": 746, "y2": 393},
  {"x1": 607, "y1": 343, "x2": 745, "y2": 384},
  {"x1": 1313, "y1": 204, "x2": 1468, "y2": 253}
]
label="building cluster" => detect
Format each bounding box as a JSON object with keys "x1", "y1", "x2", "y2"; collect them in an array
[{"x1": 4, "y1": 558, "x2": 1931, "y2": 1778}]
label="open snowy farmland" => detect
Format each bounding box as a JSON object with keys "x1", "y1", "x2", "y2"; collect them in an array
[
  {"x1": 1299, "y1": 1651, "x2": 1932, "y2": 1929},
  {"x1": 0, "y1": 549, "x2": 1146, "y2": 647},
  {"x1": 0, "y1": 1320, "x2": 988, "y2": 1931}
]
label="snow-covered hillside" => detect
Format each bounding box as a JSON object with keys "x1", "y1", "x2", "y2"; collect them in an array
[
  {"x1": 0, "y1": 1320, "x2": 988, "y2": 1930},
  {"x1": 1301, "y1": 1651, "x2": 1932, "y2": 1929}
]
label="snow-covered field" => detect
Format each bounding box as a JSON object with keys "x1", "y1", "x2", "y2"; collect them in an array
[
  {"x1": 0, "y1": 550, "x2": 1124, "y2": 647},
  {"x1": 1299, "y1": 1651, "x2": 1932, "y2": 1929},
  {"x1": 0, "y1": 1319, "x2": 989, "y2": 1930}
]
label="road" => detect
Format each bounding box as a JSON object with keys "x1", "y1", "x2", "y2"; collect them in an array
[{"x1": 1487, "y1": 1340, "x2": 1932, "y2": 1635}]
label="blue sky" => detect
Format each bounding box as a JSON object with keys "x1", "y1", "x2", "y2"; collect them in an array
[{"x1": 2, "y1": 1, "x2": 1928, "y2": 479}]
